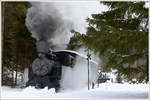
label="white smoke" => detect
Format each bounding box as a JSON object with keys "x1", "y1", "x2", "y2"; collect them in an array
[
  {"x1": 26, "y1": 2, "x2": 73, "y2": 50},
  {"x1": 60, "y1": 56, "x2": 88, "y2": 91},
  {"x1": 23, "y1": 68, "x2": 29, "y2": 85},
  {"x1": 26, "y1": 1, "x2": 108, "y2": 50}
]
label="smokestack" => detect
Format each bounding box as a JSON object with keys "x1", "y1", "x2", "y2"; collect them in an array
[{"x1": 36, "y1": 39, "x2": 49, "y2": 54}]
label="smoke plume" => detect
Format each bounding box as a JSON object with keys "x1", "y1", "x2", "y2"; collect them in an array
[
  {"x1": 26, "y1": 2, "x2": 108, "y2": 50},
  {"x1": 26, "y1": 2, "x2": 73, "y2": 50}
]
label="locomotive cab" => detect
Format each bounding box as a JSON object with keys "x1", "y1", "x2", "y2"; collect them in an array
[{"x1": 54, "y1": 51, "x2": 75, "y2": 67}]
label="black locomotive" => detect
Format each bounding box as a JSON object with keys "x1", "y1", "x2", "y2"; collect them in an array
[
  {"x1": 26, "y1": 50, "x2": 75, "y2": 92},
  {"x1": 26, "y1": 40, "x2": 74, "y2": 92}
]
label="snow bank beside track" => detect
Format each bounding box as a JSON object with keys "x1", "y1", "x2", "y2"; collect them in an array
[{"x1": 1, "y1": 83, "x2": 148, "y2": 99}]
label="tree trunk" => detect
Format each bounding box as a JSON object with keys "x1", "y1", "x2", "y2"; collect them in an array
[
  {"x1": 15, "y1": 45, "x2": 20, "y2": 86},
  {"x1": 146, "y1": 54, "x2": 148, "y2": 82},
  {"x1": 15, "y1": 64, "x2": 18, "y2": 86},
  {"x1": 88, "y1": 58, "x2": 90, "y2": 90},
  {"x1": 1, "y1": 2, "x2": 5, "y2": 86},
  {"x1": 11, "y1": 59, "x2": 14, "y2": 87},
  {"x1": 87, "y1": 51, "x2": 91, "y2": 90}
]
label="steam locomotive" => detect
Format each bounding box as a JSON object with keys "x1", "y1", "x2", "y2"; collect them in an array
[
  {"x1": 25, "y1": 50, "x2": 99, "y2": 92},
  {"x1": 26, "y1": 49, "x2": 74, "y2": 90},
  {"x1": 25, "y1": 40, "x2": 98, "y2": 92}
]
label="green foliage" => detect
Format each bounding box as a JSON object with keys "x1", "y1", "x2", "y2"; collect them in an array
[
  {"x1": 68, "y1": 1, "x2": 148, "y2": 82},
  {"x1": 67, "y1": 30, "x2": 85, "y2": 50},
  {"x1": 3, "y1": 2, "x2": 37, "y2": 72}
]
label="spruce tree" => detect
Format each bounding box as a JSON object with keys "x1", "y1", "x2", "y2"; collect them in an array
[
  {"x1": 2, "y1": 2, "x2": 38, "y2": 86},
  {"x1": 69, "y1": 1, "x2": 149, "y2": 82}
]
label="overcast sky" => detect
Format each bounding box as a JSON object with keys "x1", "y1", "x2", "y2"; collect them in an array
[{"x1": 50, "y1": 1, "x2": 109, "y2": 34}]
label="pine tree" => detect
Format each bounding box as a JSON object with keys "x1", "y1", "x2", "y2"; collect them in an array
[
  {"x1": 2, "y1": 2, "x2": 38, "y2": 86},
  {"x1": 69, "y1": 1, "x2": 148, "y2": 83}
]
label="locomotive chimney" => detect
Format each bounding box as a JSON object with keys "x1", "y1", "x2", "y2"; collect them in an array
[{"x1": 36, "y1": 38, "x2": 49, "y2": 57}]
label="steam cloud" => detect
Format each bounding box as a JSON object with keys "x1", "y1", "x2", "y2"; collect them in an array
[
  {"x1": 26, "y1": 2, "x2": 73, "y2": 50},
  {"x1": 25, "y1": 2, "x2": 108, "y2": 50}
]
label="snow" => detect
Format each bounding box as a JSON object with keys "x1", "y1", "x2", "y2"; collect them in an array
[{"x1": 1, "y1": 83, "x2": 148, "y2": 99}]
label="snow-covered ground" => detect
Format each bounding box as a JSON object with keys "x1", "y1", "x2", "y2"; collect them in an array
[{"x1": 1, "y1": 83, "x2": 148, "y2": 99}]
